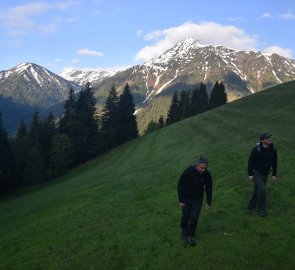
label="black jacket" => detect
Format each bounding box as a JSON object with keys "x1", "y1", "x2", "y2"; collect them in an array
[
  {"x1": 177, "y1": 166, "x2": 212, "y2": 205},
  {"x1": 248, "y1": 143, "x2": 277, "y2": 177}
]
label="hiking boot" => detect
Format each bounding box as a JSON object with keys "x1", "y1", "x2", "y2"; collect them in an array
[
  {"x1": 186, "y1": 236, "x2": 196, "y2": 246},
  {"x1": 258, "y1": 211, "x2": 266, "y2": 217}
]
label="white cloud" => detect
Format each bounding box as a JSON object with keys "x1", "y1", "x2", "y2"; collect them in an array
[
  {"x1": 279, "y1": 10, "x2": 295, "y2": 19},
  {"x1": 261, "y1": 13, "x2": 272, "y2": 18},
  {"x1": 264, "y1": 46, "x2": 293, "y2": 58},
  {"x1": 0, "y1": 1, "x2": 78, "y2": 36},
  {"x1": 77, "y1": 48, "x2": 104, "y2": 57},
  {"x1": 135, "y1": 21, "x2": 257, "y2": 62}
]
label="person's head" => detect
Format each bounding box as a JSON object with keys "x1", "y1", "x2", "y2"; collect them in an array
[
  {"x1": 195, "y1": 156, "x2": 208, "y2": 174},
  {"x1": 259, "y1": 132, "x2": 273, "y2": 147}
]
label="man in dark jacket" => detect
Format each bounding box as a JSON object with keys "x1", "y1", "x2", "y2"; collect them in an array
[
  {"x1": 248, "y1": 132, "x2": 278, "y2": 217},
  {"x1": 177, "y1": 156, "x2": 212, "y2": 246}
]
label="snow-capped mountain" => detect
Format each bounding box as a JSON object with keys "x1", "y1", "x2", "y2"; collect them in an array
[
  {"x1": 94, "y1": 37, "x2": 295, "y2": 104},
  {"x1": 90, "y1": 37, "x2": 295, "y2": 132},
  {"x1": 59, "y1": 67, "x2": 122, "y2": 86},
  {"x1": 0, "y1": 62, "x2": 80, "y2": 108}
]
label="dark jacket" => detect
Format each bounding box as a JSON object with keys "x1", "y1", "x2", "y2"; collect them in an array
[
  {"x1": 248, "y1": 143, "x2": 277, "y2": 177},
  {"x1": 177, "y1": 166, "x2": 212, "y2": 205}
]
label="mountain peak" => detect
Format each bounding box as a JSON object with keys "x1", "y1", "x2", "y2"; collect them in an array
[
  {"x1": 177, "y1": 37, "x2": 205, "y2": 47},
  {"x1": 145, "y1": 37, "x2": 205, "y2": 68}
]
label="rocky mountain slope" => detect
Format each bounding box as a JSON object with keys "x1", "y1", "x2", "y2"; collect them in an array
[
  {"x1": 0, "y1": 63, "x2": 80, "y2": 108},
  {"x1": 93, "y1": 38, "x2": 295, "y2": 104}
]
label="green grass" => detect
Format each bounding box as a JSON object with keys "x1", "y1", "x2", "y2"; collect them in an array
[{"x1": 1, "y1": 81, "x2": 295, "y2": 270}]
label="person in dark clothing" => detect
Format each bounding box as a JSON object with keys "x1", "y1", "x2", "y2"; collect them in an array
[
  {"x1": 177, "y1": 156, "x2": 212, "y2": 246},
  {"x1": 247, "y1": 132, "x2": 278, "y2": 217}
]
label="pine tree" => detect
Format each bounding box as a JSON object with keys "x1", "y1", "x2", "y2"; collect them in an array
[
  {"x1": 26, "y1": 111, "x2": 46, "y2": 184},
  {"x1": 166, "y1": 91, "x2": 180, "y2": 125},
  {"x1": 158, "y1": 115, "x2": 165, "y2": 128},
  {"x1": 144, "y1": 120, "x2": 159, "y2": 135},
  {"x1": 73, "y1": 83, "x2": 99, "y2": 163},
  {"x1": 29, "y1": 111, "x2": 42, "y2": 148},
  {"x1": 179, "y1": 90, "x2": 191, "y2": 119},
  {"x1": 191, "y1": 83, "x2": 209, "y2": 116},
  {"x1": 0, "y1": 111, "x2": 13, "y2": 194},
  {"x1": 17, "y1": 118, "x2": 28, "y2": 138},
  {"x1": 118, "y1": 83, "x2": 138, "y2": 144},
  {"x1": 59, "y1": 88, "x2": 76, "y2": 137},
  {"x1": 49, "y1": 134, "x2": 73, "y2": 178},
  {"x1": 100, "y1": 87, "x2": 120, "y2": 151},
  {"x1": 11, "y1": 119, "x2": 30, "y2": 188},
  {"x1": 209, "y1": 81, "x2": 228, "y2": 109},
  {"x1": 190, "y1": 85, "x2": 200, "y2": 116},
  {"x1": 39, "y1": 112, "x2": 56, "y2": 173},
  {"x1": 22, "y1": 146, "x2": 45, "y2": 185}
]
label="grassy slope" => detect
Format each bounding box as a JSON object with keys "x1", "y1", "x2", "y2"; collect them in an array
[{"x1": 0, "y1": 81, "x2": 295, "y2": 270}]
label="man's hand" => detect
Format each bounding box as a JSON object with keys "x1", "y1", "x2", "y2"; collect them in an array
[
  {"x1": 179, "y1": 202, "x2": 185, "y2": 208},
  {"x1": 206, "y1": 203, "x2": 211, "y2": 209},
  {"x1": 248, "y1": 176, "x2": 254, "y2": 182},
  {"x1": 272, "y1": 176, "x2": 277, "y2": 183}
]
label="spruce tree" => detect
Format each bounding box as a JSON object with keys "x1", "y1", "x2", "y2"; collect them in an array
[
  {"x1": 100, "y1": 86, "x2": 120, "y2": 151},
  {"x1": 0, "y1": 111, "x2": 13, "y2": 194},
  {"x1": 144, "y1": 120, "x2": 159, "y2": 135},
  {"x1": 209, "y1": 81, "x2": 228, "y2": 109},
  {"x1": 49, "y1": 134, "x2": 73, "y2": 178},
  {"x1": 191, "y1": 83, "x2": 209, "y2": 115},
  {"x1": 190, "y1": 85, "x2": 200, "y2": 116},
  {"x1": 179, "y1": 90, "x2": 191, "y2": 120},
  {"x1": 118, "y1": 83, "x2": 138, "y2": 144},
  {"x1": 59, "y1": 88, "x2": 76, "y2": 137},
  {"x1": 29, "y1": 111, "x2": 41, "y2": 148},
  {"x1": 158, "y1": 115, "x2": 165, "y2": 128},
  {"x1": 17, "y1": 118, "x2": 28, "y2": 138},
  {"x1": 73, "y1": 83, "x2": 99, "y2": 163},
  {"x1": 166, "y1": 91, "x2": 180, "y2": 125},
  {"x1": 11, "y1": 119, "x2": 30, "y2": 188},
  {"x1": 39, "y1": 112, "x2": 56, "y2": 173}
]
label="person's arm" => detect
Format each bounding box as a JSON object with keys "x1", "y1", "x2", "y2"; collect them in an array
[
  {"x1": 248, "y1": 147, "x2": 256, "y2": 180},
  {"x1": 205, "y1": 172, "x2": 212, "y2": 208},
  {"x1": 272, "y1": 148, "x2": 278, "y2": 177},
  {"x1": 272, "y1": 148, "x2": 278, "y2": 182},
  {"x1": 177, "y1": 168, "x2": 188, "y2": 206}
]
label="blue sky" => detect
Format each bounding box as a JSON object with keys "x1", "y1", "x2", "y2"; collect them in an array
[{"x1": 0, "y1": 0, "x2": 294, "y2": 73}]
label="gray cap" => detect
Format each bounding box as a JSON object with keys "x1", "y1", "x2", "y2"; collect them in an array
[{"x1": 260, "y1": 132, "x2": 272, "y2": 140}]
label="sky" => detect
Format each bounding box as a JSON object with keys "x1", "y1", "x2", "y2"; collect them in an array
[{"x1": 0, "y1": 0, "x2": 295, "y2": 74}]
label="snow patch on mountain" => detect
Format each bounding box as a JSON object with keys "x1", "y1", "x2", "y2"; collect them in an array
[
  {"x1": 156, "y1": 69, "x2": 179, "y2": 95},
  {"x1": 59, "y1": 67, "x2": 123, "y2": 85}
]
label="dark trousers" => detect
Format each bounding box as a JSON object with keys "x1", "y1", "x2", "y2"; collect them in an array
[
  {"x1": 248, "y1": 171, "x2": 267, "y2": 213},
  {"x1": 180, "y1": 197, "x2": 203, "y2": 237}
]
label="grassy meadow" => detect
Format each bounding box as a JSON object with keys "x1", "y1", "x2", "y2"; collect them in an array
[{"x1": 0, "y1": 81, "x2": 295, "y2": 270}]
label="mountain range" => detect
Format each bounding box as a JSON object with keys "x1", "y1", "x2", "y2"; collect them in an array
[{"x1": 1, "y1": 38, "x2": 295, "y2": 132}]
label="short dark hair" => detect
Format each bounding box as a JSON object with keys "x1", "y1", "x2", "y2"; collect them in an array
[{"x1": 197, "y1": 155, "x2": 208, "y2": 165}]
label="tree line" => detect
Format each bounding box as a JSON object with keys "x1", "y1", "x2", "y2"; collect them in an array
[
  {"x1": 0, "y1": 83, "x2": 138, "y2": 196},
  {"x1": 0, "y1": 80, "x2": 227, "y2": 196},
  {"x1": 144, "y1": 81, "x2": 227, "y2": 134}
]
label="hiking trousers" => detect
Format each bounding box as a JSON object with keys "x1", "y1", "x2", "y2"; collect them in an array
[
  {"x1": 180, "y1": 197, "x2": 203, "y2": 237},
  {"x1": 248, "y1": 171, "x2": 267, "y2": 213}
]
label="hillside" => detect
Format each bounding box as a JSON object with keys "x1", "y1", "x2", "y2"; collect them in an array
[{"x1": 0, "y1": 81, "x2": 294, "y2": 269}]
